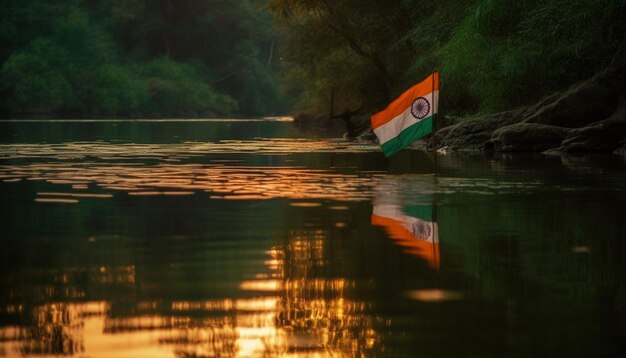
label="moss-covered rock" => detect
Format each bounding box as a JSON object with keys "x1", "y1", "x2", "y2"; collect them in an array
[
  {"x1": 432, "y1": 110, "x2": 522, "y2": 151},
  {"x1": 522, "y1": 69, "x2": 621, "y2": 128},
  {"x1": 431, "y1": 64, "x2": 626, "y2": 154},
  {"x1": 557, "y1": 98, "x2": 626, "y2": 154},
  {"x1": 486, "y1": 123, "x2": 572, "y2": 152}
]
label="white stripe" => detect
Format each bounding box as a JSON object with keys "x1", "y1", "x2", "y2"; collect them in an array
[
  {"x1": 373, "y1": 203, "x2": 404, "y2": 219},
  {"x1": 374, "y1": 90, "x2": 438, "y2": 145},
  {"x1": 373, "y1": 204, "x2": 437, "y2": 243}
]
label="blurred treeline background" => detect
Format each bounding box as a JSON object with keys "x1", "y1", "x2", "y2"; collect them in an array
[
  {"x1": 271, "y1": 0, "x2": 626, "y2": 120},
  {"x1": 0, "y1": 0, "x2": 285, "y2": 118},
  {"x1": 1, "y1": 0, "x2": 625, "y2": 119}
]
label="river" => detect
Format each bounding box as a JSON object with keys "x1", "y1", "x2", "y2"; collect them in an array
[{"x1": 1, "y1": 119, "x2": 625, "y2": 357}]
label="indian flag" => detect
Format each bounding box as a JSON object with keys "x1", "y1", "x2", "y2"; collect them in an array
[
  {"x1": 371, "y1": 72, "x2": 439, "y2": 157},
  {"x1": 372, "y1": 203, "x2": 439, "y2": 269},
  {"x1": 371, "y1": 176, "x2": 439, "y2": 269}
]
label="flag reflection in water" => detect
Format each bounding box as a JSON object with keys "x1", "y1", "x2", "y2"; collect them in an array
[{"x1": 371, "y1": 177, "x2": 439, "y2": 269}]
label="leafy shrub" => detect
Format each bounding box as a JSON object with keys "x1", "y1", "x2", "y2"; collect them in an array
[
  {"x1": 142, "y1": 57, "x2": 237, "y2": 116},
  {"x1": 0, "y1": 52, "x2": 72, "y2": 114},
  {"x1": 88, "y1": 64, "x2": 149, "y2": 116}
]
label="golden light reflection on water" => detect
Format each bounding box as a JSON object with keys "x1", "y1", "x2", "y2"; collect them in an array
[
  {"x1": 0, "y1": 139, "x2": 385, "y2": 202},
  {"x1": 37, "y1": 192, "x2": 114, "y2": 198},
  {"x1": 0, "y1": 139, "x2": 549, "y2": 202},
  {"x1": 0, "y1": 228, "x2": 378, "y2": 357},
  {"x1": 0, "y1": 139, "x2": 377, "y2": 160},
  {"x1": 1, "y1": 163, "x2": 383, "y2": 201},
  {"x1": 34, "y1": 197, "x2": 79, "y2": 204},
  {"x1": 402, "y1": 289, "x2": 464, "y2": 302},
  {"x1": 0, "y1": 139, "x2": 394, "y2": 356},
  {"x1": 270, "y1": 230, "x2": 379, "y2": 355}
]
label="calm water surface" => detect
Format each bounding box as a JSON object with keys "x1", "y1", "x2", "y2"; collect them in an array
[{"x1": 1, "y1": 119, "x2": 625, "y2": 357}]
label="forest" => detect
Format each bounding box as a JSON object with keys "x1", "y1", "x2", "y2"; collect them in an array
[
  {"x1": 0, "y1": 0, "x2": 284, "y2": 117},
  {"x1": 1, "y1": 1, "x2": 625, "y2": 120},
  {"x1": 271, "y1": 0, "x2": 626, "y2": 123}
]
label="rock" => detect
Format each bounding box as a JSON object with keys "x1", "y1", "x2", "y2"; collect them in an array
[
  {"x1": 353, "y1": 127, "x2": 377, "y2": 141},
  {"x1": 614, "y1": 140, "x2": 626, "y2": 156},
  {"x1": 429, "y1": 64, "x2": 626, "y2": 153},
  {"x1": 542, "y1": 148, "x2": 563, "y2": 157},
  {"x1": 342, "y1": 113, "x2": 371, "y2": 139},
  {"x1": 560, "y1": 121, "x2": 626, "y2": 154},
  {"x1": 430, "y1": 109, "x2": 523, "y2": 151},
  {"x1": 523, "y1": 68, "x2": 621, "y2": 128},
  {"x1": 518, "y1": 92, "x2": 561, "y2": 119},
  {"x1": 558, "y1": 97, "x2": 626, "y2": 154},
  {"x1": 485, "y1": 123, "x2": 573, "y2": 152}
]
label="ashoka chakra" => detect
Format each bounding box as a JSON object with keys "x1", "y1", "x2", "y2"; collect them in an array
[{"x1": 411, "y1": 97, "x2": 430, "y2": 119}]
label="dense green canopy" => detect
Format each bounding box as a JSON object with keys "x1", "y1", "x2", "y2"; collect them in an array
[
  {"x1": 270, "y1": 0, "x2": 626, "y2": 119},
  {"x1": 2, "y1": 1, "x2": 624, "y2": 120},
  {"x1": 0, "y1": 0, "x2": 284, "y2": 117}
]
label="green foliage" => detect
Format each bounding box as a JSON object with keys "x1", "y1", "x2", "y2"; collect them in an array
[
  {"x1": 105, "y1": 0, "x2": 285, "y2": 116},
  {"x1": 0, "y1": 52, "x2": 72, "y2": 114},
  {"x1": 0, "y1": 0, "x2": 284, "y2": 117},
  {"x1": 142, "y1": 57, "x2": 237, "y2": 116},
  {"x1": 88, "y1": 64, "x2": 149, "y2": 116},
  {"x1": 0, "y1": 0, "x2": 78, "y2": 63},
  {"x1": 442, "y1": 0, "x2": 626, "y2": 114},
  {"x1": 271, "y1": 0, "x2": 626, "y2": 119},
  {"x1": 224, "y1": 41, "x2": 279, "y2": 114},
  {"x1": 4, "y1": 0, "x2": 624, "y2": 118},
  {"x1": 270, "y1": 0, "x2": 471, "y2": 115}
]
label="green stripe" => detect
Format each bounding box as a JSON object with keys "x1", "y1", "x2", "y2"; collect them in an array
[
  {"x1": 404, "y1": 205, "x2": 433, "y2": 222},
  {"x1": 380, "y1": 116, "x2": 433, "y2": 157}
]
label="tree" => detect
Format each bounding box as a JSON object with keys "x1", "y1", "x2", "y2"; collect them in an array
[
  {"x1": 269, "y1": 0, "x2": 469, "y2": 115},
  {"x1": 0, "y1": 0, "x2": 286, "y2": 117},
  {"x1": 270, "y1": 0, "x2": 626, "y2": 119}
]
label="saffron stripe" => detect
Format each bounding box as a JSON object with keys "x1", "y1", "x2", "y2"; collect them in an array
[
  {"x1": 371, "y1": 213, "x2": 439, "y2": 268},
  {"x1": 371, "y1": 72, "x2": 439, "y2": 129},
  {"x1": 371, "y1": 214, "x2": 432, "y2": 243}
]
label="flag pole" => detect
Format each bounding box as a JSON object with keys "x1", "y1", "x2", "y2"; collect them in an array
[
  {"x1": 432, "y1": 198, "x2": 439, "y2": 270},
  {"x1": 431, "y1": 72, "x2": 437, "y2": 175},
  {"x1": 432, "y1": 72, "x2": 440, "y2": 270}
]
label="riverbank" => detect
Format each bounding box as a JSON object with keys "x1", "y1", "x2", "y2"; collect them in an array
[
  {"x1": 431, "y1": 64, "x2": 626, "y2": 157},
  {"x1": 302, "y1": 51, "x2": 626, "y2": 158}
]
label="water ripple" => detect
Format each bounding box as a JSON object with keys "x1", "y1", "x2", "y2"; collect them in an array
[
  {"x1": 0, "y1": 141, "x2": 581, "y2": 202},
  {"x1": 0, "y1": 163, "x2": 384, "y2": 201},
  {"x1": 0, "y1": 139, "x2": 380, "y2": 160}
]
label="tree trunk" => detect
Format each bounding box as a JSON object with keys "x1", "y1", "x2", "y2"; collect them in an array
[{"x1": 161, "y1": 0, "x2": 173, "y2": 57}]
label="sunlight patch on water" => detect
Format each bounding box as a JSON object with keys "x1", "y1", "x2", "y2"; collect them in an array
[
  {"x1": 328, "y1": 205, "x2": 350, "y2": 210},
  {"x1": 572, "y1": 246, "x2": 590, "y2": 254},
  {"x1": 34, "y1": 197, "x2": 79, "y2": 204},
  {"x1": 0, "y1": 139, "x2": 379, "y2": 160},
  {"x1": 1, "y1": 163, "x2": 384, "y2": 201},
  {"x1": 0, "y1": 139, "x2": 573, "y2": 203},
  {"x1": 289, "y1": 202, "x2": 323, "y2": 207},
  {"x1": 1, "y1": 160, "x2": 568, "y2": 203},
  {"x1": 37, "y1": 192, "x2": 113, "y2": 198},
  {"x1": 0, "y1": 230, "x2": 379, "y2": 357},
  {"x1": 402, "y1": 289, "x2": 464, "y2": 302}
]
